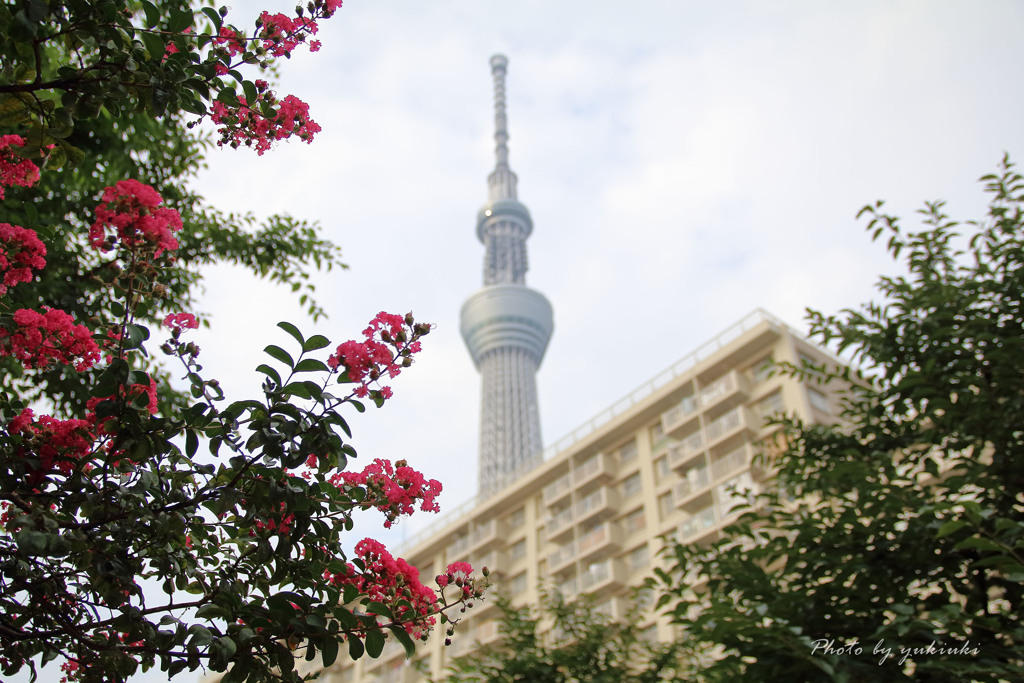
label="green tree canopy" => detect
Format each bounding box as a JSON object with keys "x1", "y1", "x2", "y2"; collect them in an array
[
  {"x1": 653, "y1": 157, "x2": 1024, "y2": 682},
  {"x1": 442, "y1": 591, "x2": 694, "y2": 683}
]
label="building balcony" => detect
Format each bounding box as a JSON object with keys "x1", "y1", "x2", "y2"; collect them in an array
[
  {"x1": 470, "y1": 518, "x2": 508, "y2": 553},
  {"x1": 556, "y1": 574, "x2": 580, "y2": 600},
  {"x1": 547, "y1": 540, "x2": 577, "y2": 573},
  {"x1": 661, "y1": 394, "x2": 700, "y2": 435},
  {"x1": 542, "y1": 472, "x2": 572, "y2": 506},
  {"x1": 672, "y1": 465, "x2": 711, "y2": 506},
  {"x1": 450, "y1": 618, "x2": 502, "y2": 657},
  {"x1": 579, "y1": 558, "x2": 627, "y2": 595},
  {"x1": 474, "y1": 549, "x2": 508, "y2": 578},
  {"x1": 545, "y1": 505, "x2": 575, "y2": 542},
  {"x1": 367, "y1": 660, "x2": 407, "y2": 683},
  {"x1": 678, "y1": 505, "x2": 717, "y2": 540},
  {"x1": 698, "y1": 369, "x2": 748, "y2": 411},
  {"x1": 573, "y1": 452, "x2": 615, "y2": 489},
  {"x1": 704, "y1": 406, "x2": 756, "y2": 448},
  {"x1": 710, "y1": 443, "x2": 752, "y2": 480},
  {"x1": 667, "y1": 431, "x2": 704, "y2": 470},
  {"x1": 447, "y1": 534, "x2": 471, "y2": 563},
  {"x1": 576, "y1": 521, "x2": 623, "y2": 564},
  {"x1": 574, "y1": 486, "x2": 619, "y2": 526}
]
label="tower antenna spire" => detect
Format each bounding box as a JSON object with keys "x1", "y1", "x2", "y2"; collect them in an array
[{"x1": 487, "y1": 54, "x2": 517, "y2": 202}]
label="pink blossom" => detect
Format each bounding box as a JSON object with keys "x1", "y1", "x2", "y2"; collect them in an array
[
  {"x1": 90, "y1": 180, "x2": 182, "y2": 257},
  {"x1": 323, "y1": 537, "x2": 438, "y2": 638},
  {"x1": 10, "y1": 408, "x2": 96, "y2": 481},
  {"x1": 0, "y1": 135, "x2": 41, "y2": 199},
  {"x1": 330, "y1": 458, "x2": 442, "y2": 528},
  {"x1": 0, "y1": 308, "x2": 101, "y2": 371},
  {"x1": 0, "y1": 223, "x2": 46, "y2": 295},
  {"x1": 210, "y1": 92, "x2": 320, "y2": 155},
  {"x1": 163, "y1": 312, "x2": 199, "y2": 330}
]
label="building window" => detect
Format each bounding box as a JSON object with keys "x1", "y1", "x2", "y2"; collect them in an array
[
  {"x1": 649, "y1": 422, "x2": 665, "y2": 450},
  {"x1": 509, "y1": 538, "x2": 527, "y2": 561},
  {"x1": 808, "y1": 387, "x2": 830, "y2": 413},
  {"x1": 624, "y1": 507, "x2": 646, "y2": 535},
  {"x1": 510, "y1": 571, "x2": 527, "y2": 595},
  {"x1": 508, "y1": 507, "x2": 525, "y2": 529},
  {"x1": 619, "y1": 439, "x2": 638, "y2": 463},
  {"x1": 658, "y1": 491, "x2": 674, "y2": 520},
  {"x1": 752, "y1": 354, "x2": 774, "y2": 383},
  {"x1": 655, "y1": 456, "x2": 670, "y2": 482},
  {"x1": 621, "y1": 472, "x2": 642, "y2": 498},
  {"x1": 628, "y1": 543, "x2": 649, "y2": 571},
  {"x1": 756, "y1": 390, "x2": 785, "y2": 422}
]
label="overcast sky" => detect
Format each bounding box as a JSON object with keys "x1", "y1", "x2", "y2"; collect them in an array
[
  {"x1": 188, "y1": 0, "x2": 1024, "y2": 538},
  {"x1": 19, "y1": 1, "x2": 1024, "y2": 680}
]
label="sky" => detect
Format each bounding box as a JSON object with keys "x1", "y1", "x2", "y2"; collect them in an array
[
  {"x1": 17, "y1": 1, "x2": 1024, "y2": 681},
  {"x1": 184, "y1": 0, "x2": 1024, "y2": 541}
]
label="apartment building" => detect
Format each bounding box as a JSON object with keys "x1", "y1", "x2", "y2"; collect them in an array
[{"x1": 322, "y1": 308, "x2": 845, "y2": 682}]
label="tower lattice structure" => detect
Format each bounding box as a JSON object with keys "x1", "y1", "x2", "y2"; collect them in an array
[{"x1": 461, "y1": 55, "x2": 554, "y2": 498}]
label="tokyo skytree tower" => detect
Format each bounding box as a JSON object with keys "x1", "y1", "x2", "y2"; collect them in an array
[{"x1": 461, "y1": 55, "x2": 554, "y2": 498}]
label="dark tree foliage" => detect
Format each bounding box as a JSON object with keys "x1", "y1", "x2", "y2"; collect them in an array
[
  {"x1": 441, "y1": 591, "x2": 694, "y2": 683},
  {"x1": 653, "y1": 158, "x2": 1024, "y2": 682}
]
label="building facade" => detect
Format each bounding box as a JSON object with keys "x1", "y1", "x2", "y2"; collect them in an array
[{"x1": 325, "y1": 308, "x2": 846, "y2": 682}]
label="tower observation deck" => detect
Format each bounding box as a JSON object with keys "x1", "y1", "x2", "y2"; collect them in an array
[{"x1": 461, "y1": 55, "x2": 554, "y2": 498}]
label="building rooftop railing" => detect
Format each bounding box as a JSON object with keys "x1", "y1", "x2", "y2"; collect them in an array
[{"x1": 397, "y1": 308, "x2": 796, "y2": 553}]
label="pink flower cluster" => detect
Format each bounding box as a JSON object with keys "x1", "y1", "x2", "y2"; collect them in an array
[
  {"x1": 0, "y1": 308, "x2": 101, "y2": 371},
  {"x1": 90, "y1": 180, "x2": 183, "y2": 257},
  {"x1": 163, "y1": 312, "x2": 199, "y2": 331},
  {"x1": 324, "y1": 538, "x2": 438, "y2": 637},
  {"x1": 435, "y1": 561, "x2": 475, "y2": 597},
  {"x1": 0, "y1": 223, "x2": 46, "y2": 296},
  {"x1": 9, "y1": 408, "x2": 96, "y2": 478},
  {"x1": 257, "y1": 12, "x2": 319, "y2": 56},
  {"x1": 330, "y1": 458, "x2": 442, "y2": 528},
  {"x1": 0, "y1": 135, "x2": 40, "y2": 199},
  {"x1": 327, "y1": 312, "x2": 424, "y2": 398},
  {"x1": 210, "y1": 91, "x2": 320, "y2": 156}
]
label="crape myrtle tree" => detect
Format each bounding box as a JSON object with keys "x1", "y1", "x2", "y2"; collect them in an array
[
  {"x1": 652, "y1": 158, "x2": 1024, "y2": 682},
  {"x1": 0, "y1": 2, "x2": 488, "y2": 682},
  {"x1": 440, "y1": 590, "x2": 695, "y2": 683}
]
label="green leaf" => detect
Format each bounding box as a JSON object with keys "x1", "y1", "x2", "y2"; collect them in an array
[
  {"x1": 200, "y1": 6, "x2": 223, "y2": 31},
  {"x1": 936, "y1": 519, "x2": 969, "y2": 539},
  {"x1": 140, "y1": 32, "x2": 166, "y2": 60},
  {"x1": 365, "y1": 629, "x2": 386, "y2": 658},
  {"x1": 303, "y1": 334, "x2": 331, "y2": 352},
  {"x1": 294, "y1": 358, "x2": 329, "y2": 373},
  {"x1": 256, "y1": 363, "x2": 282, "y2": 386},
  {"x1": 320, "y1": 635, "x2": 340, "y2": 667},
  {"x1": 388, "y1": 625, "x2": 417, "y2": 658},
  {"x1": 141, "y1": 0, "x2": 161, "y2": 28},
  {"x1": 347, "y1": 635, "x2": 364, "y2": 660},
  {"x1": 242, "y1": 80, "x2": 258, "y2": 107},
  {"x1": 168, "y1": 7, "x2": 194, "y2": 33},
  {"x1": 277, "y1": 321, "x2": 305, "y2": 346},
  {"x1": 263, "y1": 344, "x2": 294, "y2": 369}
]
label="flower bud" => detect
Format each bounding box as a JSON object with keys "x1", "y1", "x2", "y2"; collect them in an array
[
  {"x1": 396, "y1": 330, "x2": 407, "y2": 344},
  {"x1": 414, "y1": 322, "x2": 431, "y2": 336},
  {"x1": 402, "y1": 357, "x2": 412, "y2": 367},
  {"x1": 380, "y1": 330, "x2": 392, "y2": 343},
  {"x1": 404, "y1": 312, "x2": 415, "y2": 326}
]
